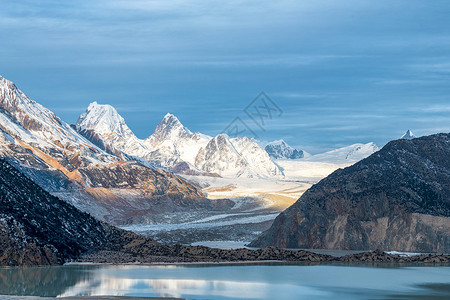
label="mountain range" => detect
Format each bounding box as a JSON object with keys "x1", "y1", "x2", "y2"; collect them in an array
[
  {"x1": 75, "y1": 102, "x2": 386, "y2": 175},
  {"x1": 1, "y1": 136, "x2": 448, "y2": 267},
  {"x1": 0, "y1": 75, "x2": 226, "y2": 224},
  {"x1": 0, "y1": 157, "x2": 127, "y2": 265},
  {"x1": 75, "y1": 102, "x2": 283, "y2": 178},
  {"x1": 0, "y1": 74, "x2": 446, "y2": 256},
  {"x1": 0, "y1": 74, "x2": 383, "y2": 226}
]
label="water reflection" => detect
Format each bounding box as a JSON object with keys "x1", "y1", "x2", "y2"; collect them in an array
[
  {"x1": 0, "y1": 266, "x2": 94, "y2": 297},
  {"x1": 0, "y1": 264, "x2": 449, "y2": 300},
  {"x1": 58, "y1": 277, "x2": 325, "y2": 299}
]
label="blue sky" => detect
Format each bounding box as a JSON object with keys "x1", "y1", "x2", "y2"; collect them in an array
[{"x1": 1, "y1": 0, "x2": 450, "y2": 153}]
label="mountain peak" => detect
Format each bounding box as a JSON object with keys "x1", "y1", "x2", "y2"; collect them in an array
[
  {"x1": 161, "y1": 113, "x2": 185, "y2": 129},
  {"x1": 163, "y1": 112, "x2": 176, "y2": 119},
  {"x1": 76, "y1": 101, "x2": 133, "y2": 138},
  {"x1": 148, "y1": 113, "x2": 192, "y2": 143},
  {"x1": 401, "y1": 130, "x2": 416, "y2": 140}
]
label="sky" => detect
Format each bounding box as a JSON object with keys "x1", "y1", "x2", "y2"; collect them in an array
[{"x1": 1, "y1": 0, "x2": 450, "y2": 153}]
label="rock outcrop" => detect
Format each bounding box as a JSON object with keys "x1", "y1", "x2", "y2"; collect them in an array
[
  {"x1": 0, "y1": 158, "x2": 129, "y2": 266},
  {"x1": 250, "y1": 133, "x2": 450, "y2": 252}
]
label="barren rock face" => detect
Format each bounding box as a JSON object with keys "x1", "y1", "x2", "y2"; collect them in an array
[
  {"x1": 251, "y1": 133, "x2": 450, "y2": 253},
  {"x1": 0, "y1": 159, "x2": 121, "y2": 266}
]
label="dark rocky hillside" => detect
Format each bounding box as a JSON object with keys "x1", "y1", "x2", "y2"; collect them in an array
[
  {"x1": 250, "y1": 133, "x2": 450, "y2": 252},
  {"x1": 0, "y1": 158, "x2": 134, "y2": 265}
]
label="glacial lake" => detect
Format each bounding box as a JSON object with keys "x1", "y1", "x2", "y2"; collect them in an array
[{"x1": 1, "y1": 263, "x2": 449, "y2": 300}]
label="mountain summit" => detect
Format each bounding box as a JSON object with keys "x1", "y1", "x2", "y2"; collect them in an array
[
  {"x1": 75, "y1": 101, "x2": 150, "y2": 159},
  {"x1": 146, "y1": 113, "x2": 192, "y2": 147},
  {"x1": 401, "y1": 130, "x2": 416, "y2": 140},
  {"x1": 77, "y1": 101, "x2": 134, "y2": 138}
]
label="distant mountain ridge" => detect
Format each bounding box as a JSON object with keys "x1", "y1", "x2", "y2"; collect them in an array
[
  {"x1": 302, "y1": 142, "x2": 381, "y2": 164},
  {"x1": 75, "y1": 101, "x2": 283, "y2": 178},
  {"x1": 250, "y1": 133, "x2": 450, "y2": 252},
  {"x1": 76, "y1": 102, "x2": 383, "y2": 178}
]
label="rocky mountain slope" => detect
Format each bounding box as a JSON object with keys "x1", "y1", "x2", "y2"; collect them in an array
[
  {"x1": 76, "y1": 102, "x2": 283, "y2": 178},
  {"x1": 265, "y1": 140, "x2": 305, "y2": 159},
  {"x1": 250, "y1": 133, "x2": 450, "y2": 252},
  {"x1": 0, "y1": 75, "x2": 219, "y2": 224},
  {"x1": 0, "y1": 158, "x2": 129, "y2": 266}
]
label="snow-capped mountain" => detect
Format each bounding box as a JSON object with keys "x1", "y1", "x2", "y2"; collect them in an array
[
  {"x1": 305, "y1": 142, "x2": 381, "y2": 163},
  {"x1": 230, "y1": 136, "x2": 284, "y2": 177},
  {"x1": 143, "y1": 113, "x2": 211, "y2": 167},
  {"x1": 145, "y1": 113, "x2": 193, "y2": 148},
  {"x1": 265, "y1": 140, "x2": 305, "y2": 159},
  {"x1": 0, "y1": 76, "x2": 111, "y2": 166},
  {"x1": 194, "y1": 134, "x2": 283, "y2": 178},
  {"x1": 76, "y1": 105, "x2": 283, "y2": 178},
  {"x1": 76, "y1": 101, "x2": 149, "y2": 158},
  {"x1": 0, "y1": 75, "x2": 212, "y2": 224},
  {"x1": 401, "y1": 130, "x2": 416, "y2": 140},
  {"x1": 194, "y1": 134, "x2": 248, "y2": 177}
]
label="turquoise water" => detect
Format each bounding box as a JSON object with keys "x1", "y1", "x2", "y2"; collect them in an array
[{"x1": 0, "y1": 263, "x2": 449, "y2": 299}]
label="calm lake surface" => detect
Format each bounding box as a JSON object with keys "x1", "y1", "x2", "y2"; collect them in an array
[{"x1": 1, "y1": 263, "x2": 449, "y2": 299}]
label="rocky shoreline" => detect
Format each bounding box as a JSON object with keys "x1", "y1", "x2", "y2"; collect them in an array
[{"x1": 74, "y1": 243, "x2": 450, "y2": 264}]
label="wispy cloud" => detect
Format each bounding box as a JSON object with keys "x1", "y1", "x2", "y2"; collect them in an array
[{"x1": 2, "y1": 0, "x2": 450, "y2": 152}]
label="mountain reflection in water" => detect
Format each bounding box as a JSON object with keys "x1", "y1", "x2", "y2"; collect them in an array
[{"x1": 0, "y1": 264, "x2": 449, "y2": 300}]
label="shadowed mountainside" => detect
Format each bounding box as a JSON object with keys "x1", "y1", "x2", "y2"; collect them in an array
[{"x1": 250, "y1": 133, "x2": 450, "y2": 252}]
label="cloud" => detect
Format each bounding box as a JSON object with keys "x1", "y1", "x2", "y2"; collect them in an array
[
  {"x1": 2, "y1": 0, "x2": 450, "y2": 152},
  {"x1": 407, "y1": 104, "x2": 450, "y2": 113}
]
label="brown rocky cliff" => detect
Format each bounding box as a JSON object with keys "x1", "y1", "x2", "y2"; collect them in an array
[{"x1": 250, "y1": 133, "x2": 450, "y2": 252}]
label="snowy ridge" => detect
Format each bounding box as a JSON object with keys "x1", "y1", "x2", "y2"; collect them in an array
[
  {"x1": 0, "y1": 76, "x2": 112, "y2": 165},
  {"x1": 304, "y1": 142, "x2": 381, "y2": 164},
  {"x1": 143, "y1": 113, "x2": 211, "y2": 167},
  {"x1": 194, "y1": 134, "x2": 248, "y2": 178}
]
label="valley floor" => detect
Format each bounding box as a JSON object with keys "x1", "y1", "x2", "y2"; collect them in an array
[{"x1": 120, "y1": 160, "x2": 351, "y2": 245}]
